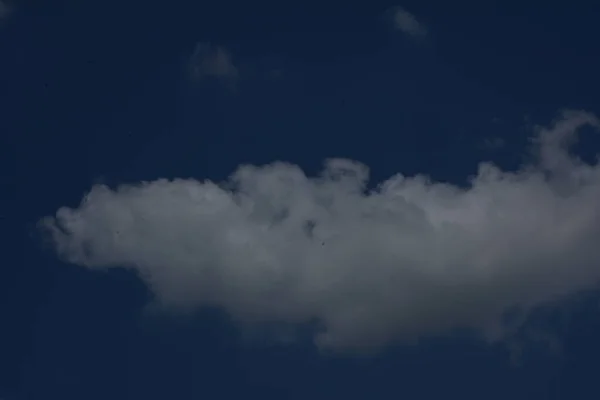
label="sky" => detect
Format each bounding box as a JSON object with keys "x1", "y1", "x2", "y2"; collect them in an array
[{"x1": 3, "y1": 1, "x2": 600, "y2": 399}]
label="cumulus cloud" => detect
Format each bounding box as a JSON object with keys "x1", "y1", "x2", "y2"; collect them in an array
[
  {"x1": 40, "y1": 111, "x2": 600, "y2": 353},
  {"x1": 189, "y1": 42, "x2": 238, "y2": 84},
  {"x1": 388, "y1": 6, "x2": 427, "y2": 37}
]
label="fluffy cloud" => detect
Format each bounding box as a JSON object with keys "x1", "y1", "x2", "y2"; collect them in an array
[
  {"x1": 389, "y1": 6, "x2": 427, "y2": 37},
  {"x1": 189, "y1": 42, "x2": 238, "y2": 84},
  {"x1": 40, "y1": 111, "x2": 600, "y2": 353}
]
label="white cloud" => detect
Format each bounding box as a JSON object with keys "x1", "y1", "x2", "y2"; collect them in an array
[
  {"x1": 40, "y1": 111, "x2": 600, "y2": 354},
  {"x1": 389, "y1": 6, "x2": 427, "y2": 37},
  {"x1": 189, "y1": 42, "x2": 238, "y2": 84}
]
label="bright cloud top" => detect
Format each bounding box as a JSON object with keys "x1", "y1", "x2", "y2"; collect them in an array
[{"x1": 40, "y1": 111, "x2": 600, "y2": 353}]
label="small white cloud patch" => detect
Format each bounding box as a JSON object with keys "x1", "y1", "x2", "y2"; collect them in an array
[
  {"x1": 389, "y1": 6, "x2": 427, "y2": 37},
  {"x1": 41, "y1": 111, "x2": 600, "y2": 353}
]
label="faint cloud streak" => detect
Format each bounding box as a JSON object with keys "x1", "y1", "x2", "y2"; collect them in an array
[
  {"x1": 388, "y1": 6, "x2": 427, "y2": 37},
  {"x1": 189, "y1": 42, "x2": 239, "y2": 86},
  {"x1": 482, "y1": 137, "x2": 506, "y2": 151},
  {"x1": 0, "y1": 1, "x2": 11, "y2": 21}
]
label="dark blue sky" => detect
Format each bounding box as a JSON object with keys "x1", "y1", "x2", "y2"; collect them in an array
[{"x1": 3, "y1": 1, "x2": 600, "y2": 399}]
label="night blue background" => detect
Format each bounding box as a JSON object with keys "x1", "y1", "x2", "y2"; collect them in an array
[{"x1": 3, "y1": 1, "x2": 600, "y2": 398}]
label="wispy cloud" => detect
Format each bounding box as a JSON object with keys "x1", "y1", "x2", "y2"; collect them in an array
[
  {"x1": 0, "y1": 0, "x2": 11, "y2": 21},
  {"x1": 388, "y1": 6, "x2": 427, "y2": 37},
  {"x1": 482, "y1": 137, "x2": 506, "y2": 151},
  {"x1": 189, "y1": 42, "x2": 239, "y2": 85}
]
